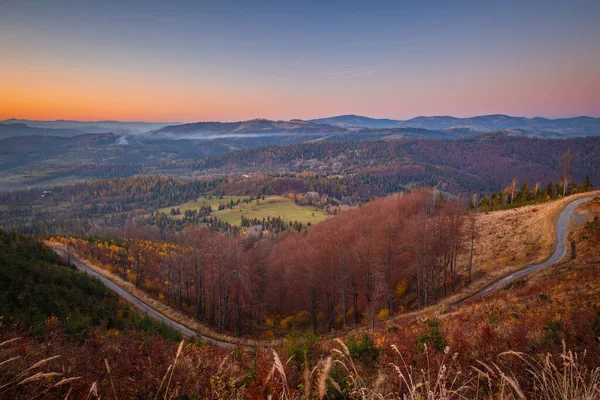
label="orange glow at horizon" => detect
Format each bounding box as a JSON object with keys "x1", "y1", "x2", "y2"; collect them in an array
[
  {"x1": 2, "y1": 1, "x2": 600, "y2": 122},
  {"x1": 2, "y1": 55, "x2": 599, "y2": 122}
]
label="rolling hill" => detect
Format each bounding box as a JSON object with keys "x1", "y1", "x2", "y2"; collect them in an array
[
  {"x1": 0, "y1": 123, "x2": 87, "y2": 139},
  {"x1": 0, "y1": 119, "x2": 179, "y2": 134},
  {"x1": 310, "y1": 114, "x2": 600, "y2": 136},
  {"x1": 150, "y1": 118, "x2": 349, "y2": 138}
]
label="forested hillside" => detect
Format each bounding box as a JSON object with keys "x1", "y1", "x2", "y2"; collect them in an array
[
  {"x1": 0, "y1": 231, "x2": 182, "y2": 342},
  {"x1": 37, "y1": 189, "x2": 480, "y2": 338},
  {"x1": 2, "y1": 195, "x2": 600, "y2": 399},
  {"x1": 2, "y1": 133, "x2": 599, "y2": 194},
  {"x1": 196, "y1": 133, "x2": 600, "y2": 193}
]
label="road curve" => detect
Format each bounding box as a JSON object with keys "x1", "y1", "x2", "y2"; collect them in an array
[
  {"x1": 458, "y1": 195, "x2": 595, "y2": 305},
  {"x1": 50, "y1": 195, "x2": 594, "y2": 343},
  {"x1": 52, "y1": 248, "x2": 237, "y2": 349}
]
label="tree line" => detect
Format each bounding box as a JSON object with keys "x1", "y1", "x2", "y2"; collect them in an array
[{"x1": 50, "y1": 188, "x2": 469, "y2": 337}]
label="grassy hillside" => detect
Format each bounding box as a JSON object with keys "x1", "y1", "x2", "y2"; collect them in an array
[
  {"x1": 457, "y1": 192, "x2": 599, "y2": 292},
  {"x1": 0, "y1": 230, "x2": 182, "y2": 343},
  {"x1": 2, "y1": 196, "x2": 600, "y2": 398},
  {"x1": 160, "y1": 195, "x2": 329, "y2": 226},
  {"x1": 212, "y1": 196, "x2": 327, "y2": 226},
  {"x1": 2, "y1": 134, "x2": 599, "y2": 196},
  {"x1": 158, "y1": 195, "x2": 249, "y2": 214}
]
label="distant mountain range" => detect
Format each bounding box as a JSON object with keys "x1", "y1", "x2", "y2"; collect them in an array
[
  {"x1": 309, "y1": 114, "x2": 600, "y2": 136},
  {"x1": 1, "y1": 114, "x2": 599, "y2": 141},
  {"x1": 0, "y1": 119, "x2": 179, "y2": 135},
  {"x1": 150, "y1": 118, "x2": 348, "y2": 138},
  {"x1": 0, "y1": 123, "x2": 86, "y2": 139}
]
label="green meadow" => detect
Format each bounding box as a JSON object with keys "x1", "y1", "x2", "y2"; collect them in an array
[{"x1": 160, "y1": 195, "x2": 329, "y2": 226}]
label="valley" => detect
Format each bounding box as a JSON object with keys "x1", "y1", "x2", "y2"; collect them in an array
[
  {"x1": 46, "y1": 192, "x2": 599, "y2": 346},
  {"x1": 2, "y1": 117, "x2": 599, "y2": 399},
  {"x1": 2, "y1": 188, "x2": 599, "y2": 399},
  {"x1": 158, "y1": 195, "x2": 329, "y2": 227},
  {"x1": 3, "y1": 1, "x2": 600, "y2": 397}
]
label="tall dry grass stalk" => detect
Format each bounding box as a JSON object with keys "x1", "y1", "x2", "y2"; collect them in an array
[
  {"x1": 266, "y1": 349, "x2": 293, "y2": 400},
  {"x1": 0, "y1": 334, "x2": 81, "y2": 398},
  {"x1": 267, "y1": 339, "x2": 600, "y2": 400},
  {"x1": 499, "y1": 342, "x2": 600, "y2": 400},
  {"x1": 163, "y1": 340, "x2": 185, "y2": 400},
  {"x1": 104, "y1": 358, "x2": 118, "y2": 399},
  {"x1": 386, "y1": 343, "x2": 470, "y2": 400}
]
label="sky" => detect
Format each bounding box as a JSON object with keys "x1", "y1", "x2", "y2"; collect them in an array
[{"x1": 1, "y1": 0, "x2": 599, "y2": 122}]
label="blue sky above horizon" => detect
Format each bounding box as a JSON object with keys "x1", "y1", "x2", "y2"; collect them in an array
[{"x1": 1, "y1": 0, "x2": 599, "y2": 122}]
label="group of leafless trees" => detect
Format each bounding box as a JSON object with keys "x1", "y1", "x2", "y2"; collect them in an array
[{"x1": 80, "y1": 188, "x2": 470, "y2": 336}]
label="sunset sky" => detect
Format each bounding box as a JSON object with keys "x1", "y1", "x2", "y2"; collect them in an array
[{"x1": 1, "y1": 0, "x2": 599, "y2": 122}]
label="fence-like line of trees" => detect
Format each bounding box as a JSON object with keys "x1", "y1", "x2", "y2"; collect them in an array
[{"x1": 473, "y1": 176, "x2": 593, "y2": 211}]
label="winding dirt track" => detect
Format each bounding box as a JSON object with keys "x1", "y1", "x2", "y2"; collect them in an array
[
  {"x1": 52, "y1": 248, "x2": 237, "y2": 349},
  {"x1": 457, "y1": 195, "x2": 595, "y2": 305},
  {"x1": 52, "y1": 194, "x2": 595, "y2": 346}
]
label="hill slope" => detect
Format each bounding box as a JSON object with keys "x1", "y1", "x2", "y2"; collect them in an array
[
  {"x1": 0, "y1": 123, "x2": 87, "y2": 139},
  {"x1": 311, "y1": 114, "x2": 600, "y2": 136}
]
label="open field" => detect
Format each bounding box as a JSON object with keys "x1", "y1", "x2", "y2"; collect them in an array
[
  {"x1": 160, "y1": 195, "x2": 330, "y2": 226},
  {"x1": 211, "y1": 195, "x2": 329, "y2": 225},
  {"x1": 0, "y1": 169, "x2": 91, "y2": 191},
  {"x1": 465, "y1": 191, "x2": 600, "y2": 280},
  {"x1": 158, "y1": 195, "x2": 250, "y2": 214},
  {"x1": 157, "y1": 195, "x2": 250, "y2": 219}
]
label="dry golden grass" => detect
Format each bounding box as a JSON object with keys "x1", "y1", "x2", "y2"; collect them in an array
[
  {"x1": 43, "y1": 192, "x2": 599, "y2": 348},
  {"x1": 526, "y1": 195, "x2": 600, "y2": 289},
  {"x1": 576, "y1": 195, "x2": 600, "y2": 221},
  {"x1": 45, "y1": 241, "x2": 282, "y2": 349},
  {"x1": 0, "y1": 329, "x2": 82, "y2": 399},
  {"x1": 346, "y1": 192, "x2": 600, "y2": 334},
  {"x1": 268, "y1": 339, "x2": 600, "y2": 399},
  {"x1": 455, "y1": 191, "x2": 600, "y2": 299}
]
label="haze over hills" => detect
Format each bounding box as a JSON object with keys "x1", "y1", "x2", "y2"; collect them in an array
[
  {"x1": 149, "y1": 118, "x2": 348, "y2": 138},
  {"x1": 150, "y1": 118, "x2": 458, "y2": 140},
  {"x1": 2, "y1": 114, "x2": 599, "y2": 141},
  {"x1": 1, "y1": 130, "x2": 599, "y2": 195},
  {"x1": 310, "y1": 114, "x2": 600, "y2": 136},
  {"x1": 2, "y1": 114, "x2": 599, "y2": 190},
  {"x1": 0, "y1": 119, "x2": 180, "y2": 135},
  {"x1": 0, "y1": 123, "x2": 87, "y2": 139}
]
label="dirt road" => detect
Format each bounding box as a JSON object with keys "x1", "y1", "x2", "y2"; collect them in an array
[
  {"x1": 53, "y1": 248, "x2": 237, "y2": 349},
  {"x1": 458, "y1": 195, "x2": 595, "y2": 305}
]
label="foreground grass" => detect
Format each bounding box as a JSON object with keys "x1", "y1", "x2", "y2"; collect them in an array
[
  {"x1": 4, "y1": 320, "x2": 598, "y2": 399},
  {"x1": 260, "y1": 340, "x2": 600, "y2": 400},
  {"x1": 4, "y1": 197, "x2": 600, "y2": 398}
]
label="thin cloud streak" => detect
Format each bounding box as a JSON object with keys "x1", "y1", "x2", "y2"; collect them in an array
[
  {"x1": 325, "y1": 69, "x2": 377, "y2": 77},
  {"x1": 354, "y1": 69, "x2": 377, "y2": 76}
]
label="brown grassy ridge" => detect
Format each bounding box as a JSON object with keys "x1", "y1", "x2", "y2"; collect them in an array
[
  {"x1": 451, "y1": 190, "x2": 600, "y2": 302},
  {"x1": 10, "y1": 195, "x2": 600, "y2": 398},
  {"x1": 323, "y1": 191, "x2": 600, "y2": 338},
  {"x1": 44, "y1": 241, "x2": 282, "y2": 349},
  {"x1": 296, "y1": 201, "x2": 600, "y2": 398},
  {"x1": 46, "y1": 192, "x2": 598, "y2": 348}
]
